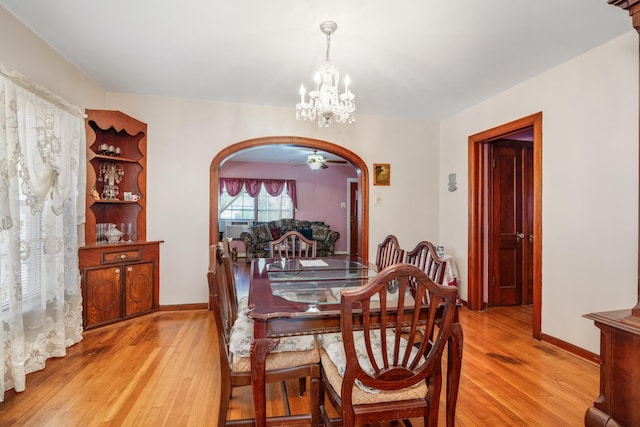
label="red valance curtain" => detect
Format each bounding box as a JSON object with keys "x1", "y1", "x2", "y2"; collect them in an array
[{"x1": 219, "y1": 178, "x2": 297, "y2": 209}]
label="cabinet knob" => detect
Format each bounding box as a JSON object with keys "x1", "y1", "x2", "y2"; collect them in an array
[
  {"x1": 120, "y1": 254, "x2": 127, "y2": 259},
  {"x1": 127, "y1": 267, "x2": 133, "y2": 272},
  {"x1": 115, "y1": 268, "x2": 120, "y2": 274}
]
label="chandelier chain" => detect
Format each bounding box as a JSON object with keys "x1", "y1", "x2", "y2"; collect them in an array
[{"x1": 325, "y1": 32, "x2": 331, "y2": 63}]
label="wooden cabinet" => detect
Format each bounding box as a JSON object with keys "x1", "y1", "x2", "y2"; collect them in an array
[
  {"x1": 80, "y1": 110, "x2": 161, "y2": 329},
  {"x1": 584, "y1": 310, "x2": 640, "y2": 427},
  {"x1": 84, "y1": 109, "x2": 147, "y2": 243},
  {"x1": 80, "y1": 243, "x2": 160, "y2": 329}
]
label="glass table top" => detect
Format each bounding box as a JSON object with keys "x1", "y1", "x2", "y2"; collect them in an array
[
  {"x1": 261, "y1": 258, "x2": 378, "y2": 304},
  {"x1": 267, "y1": 258, "x2": 376, "y2": 282}
]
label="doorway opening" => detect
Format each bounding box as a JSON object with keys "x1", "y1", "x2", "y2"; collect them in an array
[
  {"x1": 209, "y1": 136, "x2": 370, "y2": 263},
  {"x1": 468, "y1": 112, "x2": 542, "y2": 339}
]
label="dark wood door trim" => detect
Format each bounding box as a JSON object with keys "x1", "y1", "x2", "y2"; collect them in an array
[
  {"x1": 468, "y1": 112, "x2": 542, "y2": 338},
  {"x1": 348, "y1": 179, "x2": 359, "y2": 258},
  {"x1": 209, "y1": 136, "x2": 369, "y2": 266}
]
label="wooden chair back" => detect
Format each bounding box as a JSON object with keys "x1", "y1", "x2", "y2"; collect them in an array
[
  {"x1": 209, "y1": 246, "x2": 321, "y2": 427},
  {"x1": 209, "y1": 247, "x2": 236, "y2": 349},
  {"x1": 335, "y1": 263, "x2": 458, "y2": 426},
  {"x1": 208, "y1": 248, "x2": 235, "y2": 424},
  {"x1": 375, "y1": 235, "x2": 404, "y2": 270},
  {"x1": 269, "y1": 230, "x2": 317, "y2": 259},
  {"x1": 404, "y1": 240, "x2": 447, "y2": 284}
]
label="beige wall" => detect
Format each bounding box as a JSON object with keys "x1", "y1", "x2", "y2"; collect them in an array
[
  {"x1": 2, "y1": 5, "x2": 638, "y2": 353},
  {"x1": 0, "y1": 7, "x2": 104, "y2": 110},
  {"x1": 103, "y1": 92, "x2": 440, "y2": 307},
  {"x1": 440, "y1": 31, "x2": 639, "y2": 353}
]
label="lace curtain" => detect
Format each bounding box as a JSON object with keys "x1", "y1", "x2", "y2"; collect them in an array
[{"x1": 0, "y1": 67, "x2": 86, "y2": 401}]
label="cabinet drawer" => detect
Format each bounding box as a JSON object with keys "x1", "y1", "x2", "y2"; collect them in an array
[{"x1": 102, "y1": 249, "x2": 141, "y2": 264}]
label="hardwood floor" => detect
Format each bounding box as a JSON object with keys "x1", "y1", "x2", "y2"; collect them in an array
[{"x1": 0, "y1": 263, "x2": 599, "y2": 426}]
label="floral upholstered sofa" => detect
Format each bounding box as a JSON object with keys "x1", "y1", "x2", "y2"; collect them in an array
[{"x1": 240, "y1": 218, "x2": 340, "y2": 262}]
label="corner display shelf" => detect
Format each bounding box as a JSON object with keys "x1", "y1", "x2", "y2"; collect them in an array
[{"x1": 80, "y1": 109, "x2": 162, "y2": 330}]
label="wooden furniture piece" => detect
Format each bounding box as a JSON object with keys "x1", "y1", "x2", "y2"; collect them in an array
[
  {"x1": 584, "y1": 4, "x2": 640, "y2": 426},
  {"x1": 318, "y1": 263, "x2": 458, "y2": 427},
  {"x1": 248, "y1": 257, "x2": 463, "y2": 427},
  {"x1": 80, "y1": 109, "x2": 161, "y2": 329},
  {"x1": 583, "y1": 309, "x2": 640, "y2": 427},
  {"x1": 79, "y1": 242, "x2": 160, "y2": 329},
  {"x1": 405, "y1": 240, "x2": 447, "y2": 284},
  {"x1": 269, "y1": 230, "x2": 317, "y2": 259},
  {"x1": 209, "y1": 248, "x2": 320, "y2": 427},
  {"x1": 375, "y1": 235, "x2": 404, "y2": 271}
]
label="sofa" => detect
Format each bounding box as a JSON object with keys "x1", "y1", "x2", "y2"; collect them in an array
[{"x1": 240, "y1": 218, "x2": 340, "y2": 262}]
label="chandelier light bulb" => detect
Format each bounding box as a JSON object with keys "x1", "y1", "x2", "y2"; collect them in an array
[
  {"x1": 295, "y1": 21, "x2": 356, "y2": 127},
  {"x1": 299, "y1": 84, "x2": 306, "y2": 103}
]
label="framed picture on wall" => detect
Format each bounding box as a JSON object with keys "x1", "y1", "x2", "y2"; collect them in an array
[{"x1": 373, "y1": 163, "x2": 390, "y2": 186}]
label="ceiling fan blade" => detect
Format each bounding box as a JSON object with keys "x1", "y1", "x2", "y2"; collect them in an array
[
  {"x1": 325, "y1": 159, "x2": 348, "y2": 164},
  {"x1": 321, "y1": 162, "x2": 329, "y2": 169}
]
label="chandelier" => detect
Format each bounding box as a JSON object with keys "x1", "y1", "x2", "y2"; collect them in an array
[{"x1": 296, "y1": 21, "x2": 356, "y2": 127}]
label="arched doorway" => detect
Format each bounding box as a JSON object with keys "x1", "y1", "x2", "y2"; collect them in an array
[{"x1": 209, "y1": 136, "x2": 369, "y2": 263}]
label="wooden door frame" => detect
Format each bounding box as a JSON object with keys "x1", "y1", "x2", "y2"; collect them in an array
[
  {"x1": 209, "y1": 136, "x2": 369, "y2": 266},
  {"x1": 347, "y1": 178, "x2": 359, "y2": 258},
  {"x1": 468, "y1": 112, "x2": 543, "y2": 339}
]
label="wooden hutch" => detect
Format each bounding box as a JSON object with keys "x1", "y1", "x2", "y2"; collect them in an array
[{"x1": 79, "y1": 109, "x2": 162, "y2": 329}]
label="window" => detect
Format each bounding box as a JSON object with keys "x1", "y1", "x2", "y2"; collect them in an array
[
  {"x1": 219, "y1": 189, "x2": 255, "y2": 220},
  {"x1": 1, "y1": 186, "x2": 44, "y2": 314},
  {"x1": 219, "y1": 186, "x2": 293, "y2": 222}
]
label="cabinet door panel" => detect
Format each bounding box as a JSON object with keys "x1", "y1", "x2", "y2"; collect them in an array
[
  {"x1": 85, "y1": 267, "x2": 122, "y2": 326},
  {"x1": 124, "y1": 262, "x2": 154, "y2": 316}
]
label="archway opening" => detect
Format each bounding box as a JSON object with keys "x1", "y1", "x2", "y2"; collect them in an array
[{"x1": 209, "y1": 136, "x2": 369, "y2": 264}]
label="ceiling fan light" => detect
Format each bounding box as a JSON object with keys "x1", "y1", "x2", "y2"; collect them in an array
[
  {"x1": 307, "y1": 152, "x2": 325, "y2": 170},
  {"x1": 308, "y1": 161, "x2": 323, "y2": 170}
]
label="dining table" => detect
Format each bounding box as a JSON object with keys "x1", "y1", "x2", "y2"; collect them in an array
[{"x1": 247, "y1": 256, "x2": 463, "y2": 427}]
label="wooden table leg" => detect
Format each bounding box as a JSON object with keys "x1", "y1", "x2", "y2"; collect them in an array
[
  {"x1": 446, "y1": 321, "x2": 463, "y2": 427},
  {"x1": 250, "y1": 337, "x2": 279, "y2": 427}
]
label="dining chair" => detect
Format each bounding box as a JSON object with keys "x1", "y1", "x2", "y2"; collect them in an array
[
  {"x1": 375, "y1": 235, "x2": 404, "y2": 270},
  {"x1": 269, "y1": 230, "x2": 317, "y2": 259},
  {"x1": 209, "y1": 247, "x2": 320, "y2": 427},
  {"x1": 317, "y1": 263, "x2": 459, "y2": 427},
  {"x1": 405, "y1": 240, "x2": 447, "y2": 284}
]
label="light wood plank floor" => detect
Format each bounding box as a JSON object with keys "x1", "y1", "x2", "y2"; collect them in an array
[{"x1": 0, "y1": 268, "x2": 599, "y2": 426}]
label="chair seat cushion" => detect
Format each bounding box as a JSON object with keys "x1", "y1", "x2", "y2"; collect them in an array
[
  {"x1": 233, "y1": 344, "x2": 320, "y2": 372},
  {"x1": 229, "y1": 315, "x2": 316, "y2": 357},
  {"x1": 317, "y1": 331, "x2": 427, "y2": 395},
  {"x1": 319, "y1": 347, "x2": 427, "y2": 405}
]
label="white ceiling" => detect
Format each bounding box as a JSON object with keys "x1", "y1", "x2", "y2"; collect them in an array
[{"x1": 0, "y1": 0, "x2": 632, "y2": 124}]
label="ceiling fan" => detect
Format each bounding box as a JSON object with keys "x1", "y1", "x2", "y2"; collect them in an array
[
  {"x1": 296, "y1": 150, "x2": 348, "y2": 170},
  {"x1": 297, "y1": 150, "x2": 348, "y2": 170}
]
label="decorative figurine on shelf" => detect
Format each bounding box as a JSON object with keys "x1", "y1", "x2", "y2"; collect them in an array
[
  {"x1": 98, "y1": 162, "x2": 124, "y2": 200},
  {"x1": 90, "y1": 185, "x2": 100, "y2": 200},
  {"x1": 105, "y1": 224, "x2": 123, "y2": 244}
]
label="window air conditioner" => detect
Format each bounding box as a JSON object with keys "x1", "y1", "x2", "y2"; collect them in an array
[{"x1": 225, "y1": 221, "x2": 251, "y2": 239}]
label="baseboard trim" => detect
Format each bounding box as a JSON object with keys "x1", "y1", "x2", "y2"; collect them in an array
[
  {"x1": 541, "y1": 332, "x2": 600, "y2": 364},
  {"x1": 159, "y1": 303, "x2": 208, "y2": 311}
]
